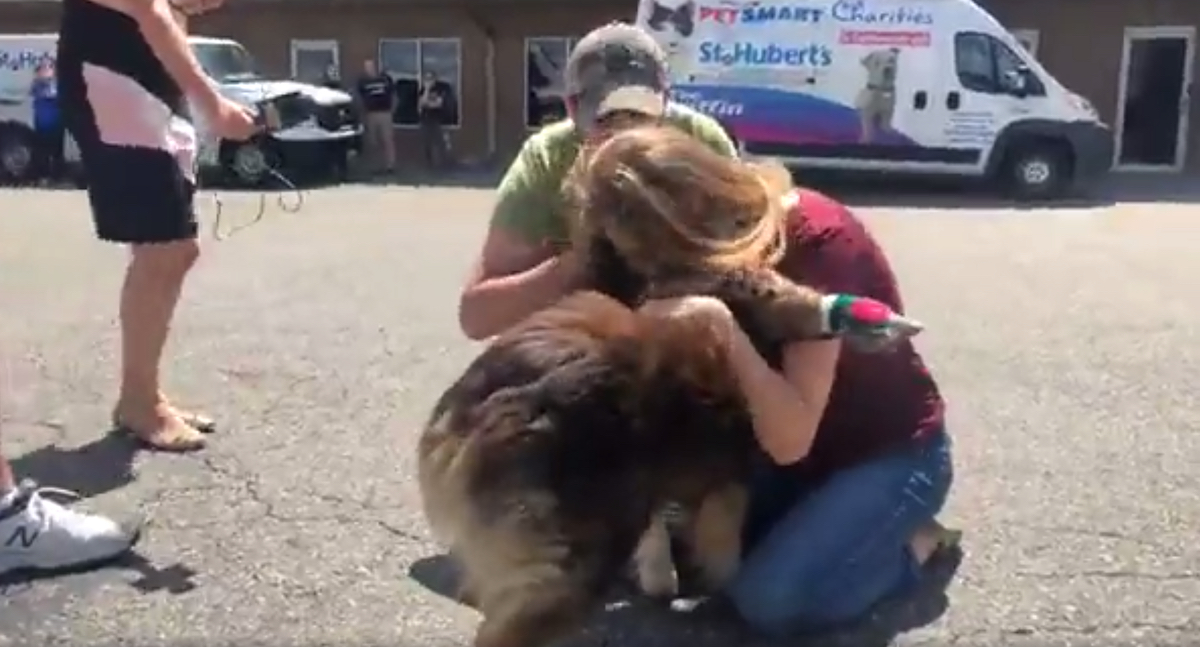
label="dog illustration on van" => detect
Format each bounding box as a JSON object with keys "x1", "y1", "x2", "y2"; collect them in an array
[
  {"x1": 855, "y1": 47, "x2": 900, "y2": 143},
  {"x1": 643, "y1": 0, "x2": 696, "y2": 72}
]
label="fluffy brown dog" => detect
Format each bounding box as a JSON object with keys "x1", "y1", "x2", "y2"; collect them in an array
[{"x1": 418, "y1": 263, "x2": 859, "y2": 647}]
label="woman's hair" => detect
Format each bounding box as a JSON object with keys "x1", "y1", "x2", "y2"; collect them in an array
[{"x1": 564, "y1": 124, "x2": 793, "y2": 278}]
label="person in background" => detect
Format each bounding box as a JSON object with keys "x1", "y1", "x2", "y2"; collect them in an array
[
  {"x1": 417, "y1": 70, "x2": 450, "y2": 170},
  {"x1": 321, "y1": 64, "x2": 342, "y2": 90},
  {"x1": 29, "y1": 59, "x2": 64, "y2": 185},
  {"x1": 355, "y1": 59, "x2": 395, "y2": 175}
]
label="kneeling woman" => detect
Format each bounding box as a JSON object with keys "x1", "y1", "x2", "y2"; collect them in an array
[{"x1": 565, "y1": 125, "x2": 960, "y2": 635}]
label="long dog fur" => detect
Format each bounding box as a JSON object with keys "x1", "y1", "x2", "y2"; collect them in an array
[{"x1": 417, "y1": 243, "x2": 855, "y2": 647}]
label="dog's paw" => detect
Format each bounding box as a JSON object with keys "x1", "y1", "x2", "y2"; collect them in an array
[{"x1": 636, "y1": 559, "x2": 680, "y2": 599}]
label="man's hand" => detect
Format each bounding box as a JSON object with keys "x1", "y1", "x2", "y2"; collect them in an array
[{"x1": 198, "y1": 92, "x2": 258, "y2": 141}]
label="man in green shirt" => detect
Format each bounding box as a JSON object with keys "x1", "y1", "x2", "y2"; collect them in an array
[{"x1": 458, "y1": 22, "x2": 737, "y2": 339}]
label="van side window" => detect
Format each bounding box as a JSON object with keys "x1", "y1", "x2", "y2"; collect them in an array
[
  {"x1": 954, "y1": 32, "x2": 1047, "y2": 97},
  {"x1": 994, "y1": 39, "x2": 1046, "y2": 96}
]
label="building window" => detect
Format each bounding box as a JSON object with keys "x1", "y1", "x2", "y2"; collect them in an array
[
  {"x1": 377, "y1": 38, "x2": 462, "y2": 128},
  {"x1": 1010, "y1": 29, "x2": 1040, "y2": 58},
  {"x1": 526, "y1": 36, "x2": 579, "y2": 128}
]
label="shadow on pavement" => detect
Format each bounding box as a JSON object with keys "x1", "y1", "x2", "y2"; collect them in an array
[
  {"x1": 0, "y1": 547, "x2": 199, "y2": 595},
  {"x1": 408, "y1": 545, "x2": 963, "y2": 646},
  {"x1": 8, "y1": 432, "x2": 139, "y2": 500}
]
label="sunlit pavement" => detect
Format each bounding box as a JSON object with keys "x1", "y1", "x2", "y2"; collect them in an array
[{"x1": 1, "y1": 184, "x2": 1196, "y2": 647}]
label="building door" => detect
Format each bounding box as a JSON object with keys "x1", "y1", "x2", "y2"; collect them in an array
[
  {"x1": 290, "y1": 39, "x2": 340, "y2": 84},
  {"x1": 1114, "y1": 27, "x2": 1194, "y2": 171}
]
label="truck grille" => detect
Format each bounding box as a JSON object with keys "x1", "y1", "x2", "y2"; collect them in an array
[{"x1": 317, "y1": 103, "x2": 358, "y2": 131}]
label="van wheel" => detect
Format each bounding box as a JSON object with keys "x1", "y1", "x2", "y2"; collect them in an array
[
  {"x1": 1002, "y1": 141, "x2": 1071, "y2": 201},
  {"x1": 0, "y1": 125, "x2": 37, "y2": 184}
]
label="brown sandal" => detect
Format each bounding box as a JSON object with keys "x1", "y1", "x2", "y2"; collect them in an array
[
  {"x1": 173, "y1": 409, "x2": 217, "y2": 434},
  {"x1": 111, "y1": 408, "x2": 217, "y2": 434},
  {"x1": 111, "y1": 417, "x2": 207, "y2": 453}
]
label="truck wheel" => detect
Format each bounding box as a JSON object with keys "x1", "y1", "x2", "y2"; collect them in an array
[
  {"x1": 220, "y1": 138, "x2": 279, "y2": 187},
  {"x1": 0, "y1": 125, "x2": 37, "y2": 185},
  {"x1": 1002, "y1": 141, "x2": 1071, "y2": 201}
]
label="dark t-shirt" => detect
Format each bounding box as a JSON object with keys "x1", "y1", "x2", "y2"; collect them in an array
[
  {"x1": 774, "y1": 188, "x2": 946, "y2": 484},
  {"x1": 356, "y1": 74, "x2": 394, "y2": 113},
  {"x1": 418, "y1": 82, "x2": 450, "y2": 124},
  {"x1": 57, "y1": 0, "x2": 186, "y2": 119}
]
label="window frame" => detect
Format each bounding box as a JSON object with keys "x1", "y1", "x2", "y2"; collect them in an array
[
  {"x1": 289, "y1": 39, "x2": 340, "y2": 84},
  {"x1": 376, "y1": 37, "x2": 463, "y2": 129},
  {"x1": 523, "y1": 35, "x2": 580, "y2": 130},
  {"x1": 953, "y1": 31, "x2": 1046, "y2": 98}
]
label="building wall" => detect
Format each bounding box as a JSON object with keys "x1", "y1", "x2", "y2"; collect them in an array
[
  {"x1": 986, "y1": 0, "x2": 1200, "y2": 168},
  {"x1": 4, "y1": 0, "x2": 1198, "y2": 168}
]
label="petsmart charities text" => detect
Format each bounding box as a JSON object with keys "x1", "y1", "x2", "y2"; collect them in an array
[{"x1": 697, "y1": 42, "x2": 834, "y2": 67}]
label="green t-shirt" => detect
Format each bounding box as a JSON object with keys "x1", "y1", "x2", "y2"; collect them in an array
[{"x1": 490, "y1": 103, "x2": 738, "y2": 245}]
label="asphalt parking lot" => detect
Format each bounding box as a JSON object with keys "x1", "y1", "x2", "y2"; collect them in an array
[{"x1": 0, "y1": 182, "x2": 1197, "y2": 647}]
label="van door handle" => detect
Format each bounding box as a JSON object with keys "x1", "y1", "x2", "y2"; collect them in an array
[
  {"x1": 913, "y1": 91, "x2": 928, "y2": 110},
  {"x1": 946, "y1": 91, "x2": 961, "y2": 110}
]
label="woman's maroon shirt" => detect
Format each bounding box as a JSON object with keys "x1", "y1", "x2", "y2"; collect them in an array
[{"x1": 774, "y1": 188, "x2": 945, "y2": 483}]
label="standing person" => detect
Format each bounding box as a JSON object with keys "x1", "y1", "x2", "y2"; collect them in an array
[
  {"x1": 355, "y1": 59, "x2": 395, "y2": 174},
  {"x1": 458, "y1": 22, "x2": 736, "y2": 341},
  {"x1": 29, "y1": 59, "x2": 64, "y2": 185},
  {"x1": 56, "y1": 0, "x2": 258, "y2": 450},
  {"x1": 417, "y1": 71, "x2": 450, "y2": 170}
]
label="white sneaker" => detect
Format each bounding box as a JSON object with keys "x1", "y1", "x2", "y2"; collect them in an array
[{"x1": 0, "y1": 479, "x2": 143, "y2": 576}]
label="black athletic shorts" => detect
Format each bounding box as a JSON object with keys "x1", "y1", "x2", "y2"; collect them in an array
[{"x1": 61, "y1": 62, "x2": 198, "y2": 244}]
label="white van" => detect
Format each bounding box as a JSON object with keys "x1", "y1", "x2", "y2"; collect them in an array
[
  {"x1": 635, "y1": 0, "x2": 1113, "y2": 198},
  {"x1": 0, "y1": 34, "x2": 361, "y2": 185}
]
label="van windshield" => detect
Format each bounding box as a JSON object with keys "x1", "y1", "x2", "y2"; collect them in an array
[{"x1": 191, "y1": 42, "x2": 263, "y2": 82}]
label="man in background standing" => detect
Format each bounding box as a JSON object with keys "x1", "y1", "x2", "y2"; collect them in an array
[
  {"x1": 29, "y1": 59, "x2": 64, "y2": 185},
  {"x1": 355, "y1": 59, "x2": 395, "y2": 175},
  {"x1": 417, "y1": 70, "x2": 450, "y2": 171}
]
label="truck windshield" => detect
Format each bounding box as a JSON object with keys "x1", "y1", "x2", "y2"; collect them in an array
[{"x1": 191, "y1": 42, "x2": 263, "y2": 82}]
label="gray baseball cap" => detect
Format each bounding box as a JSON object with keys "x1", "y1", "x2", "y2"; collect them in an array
[{"x1": 565, "y1": 23, "x2": 669, "y2": 132}]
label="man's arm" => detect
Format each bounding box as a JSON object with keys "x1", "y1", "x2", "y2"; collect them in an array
[
  {"x1": 689, "y1": 111, "x2": 739, "y2": 158},
  {"x1": 82, "y1": 0, "x2": 219, "y2": 106},
  {"x1": 458, "y1": 130, "x2": 579, "y2": 340}
]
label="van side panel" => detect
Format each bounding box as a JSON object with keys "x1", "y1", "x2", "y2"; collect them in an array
[{"x1": 638, "y1": 0, "x2": 989, "y2": 171}]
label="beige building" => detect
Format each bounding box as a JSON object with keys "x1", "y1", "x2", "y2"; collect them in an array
[{"x1": 2, "y1": 0, "x2": 1197, "y2": 170}]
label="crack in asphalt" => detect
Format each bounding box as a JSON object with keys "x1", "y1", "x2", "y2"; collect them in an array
[{"x1": 141, "y1": 446, "x2": 430, "y2": 546}]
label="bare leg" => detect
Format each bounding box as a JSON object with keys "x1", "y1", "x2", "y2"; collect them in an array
[{"x1": 112, "y1": 240, "x2": 205, "y2": 451}]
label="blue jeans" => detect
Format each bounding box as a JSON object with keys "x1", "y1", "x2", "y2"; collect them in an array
[{"x1": 725, "y1": 429, "x2": 953, "y2": 635}]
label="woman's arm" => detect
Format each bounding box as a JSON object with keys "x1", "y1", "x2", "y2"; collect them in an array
[{"x1": 727, "y1": 326, "x2": 840, "y2": 465}]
